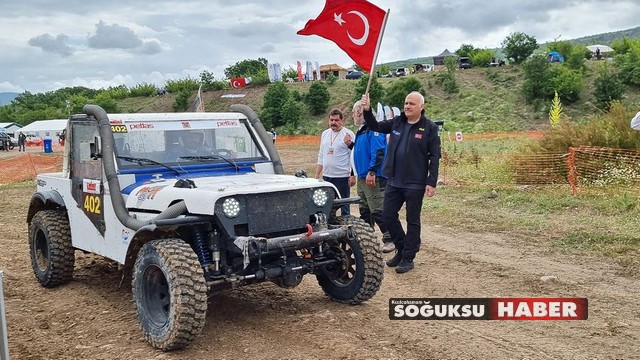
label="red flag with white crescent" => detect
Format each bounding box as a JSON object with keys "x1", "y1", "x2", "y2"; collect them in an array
[
  {"x1": 230, "y1": 78, "x2": 246, "y2": 88},
  {"x1": 297, "y1": 0, "x2": 386, "y2": 72}
]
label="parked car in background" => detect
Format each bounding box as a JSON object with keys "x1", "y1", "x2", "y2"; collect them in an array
[
  {"x1": 346, "y1": 71, "x2": 363, "y2": 80},
  {"x1": 394, "y1": 67, "x2": 409, "y2": 77},
  {"x1": 414, "y1": 64, "x2": 433, "y2": 72},
  {"x1": 0, "y1": 131, "x2": 16, "y2": 150},
  {"x1": 458, "y1": 57, "x2": 472, "y2": 69}
]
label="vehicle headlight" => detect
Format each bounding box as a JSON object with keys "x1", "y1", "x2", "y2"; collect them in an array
[
  {"x1": 222, "y1": 197, "x2": 241, "y2": 218},
  {"x1": 312, "y1": 189, "x2": 328, "y2": 207}
]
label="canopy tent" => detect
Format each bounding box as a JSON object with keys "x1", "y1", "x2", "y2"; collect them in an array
[
  {"x1": 432, "y1": 49, "x2": 456, "y2": 66},
  {"x1": 547, "y1": 51, "x2": 564, "y2": 63},
  {"x1": 18, "y1": 119, "x2": 67, "y2": 138},
  {"x1": 586, "y1": 45, "x2": 614, "y2": 54}
]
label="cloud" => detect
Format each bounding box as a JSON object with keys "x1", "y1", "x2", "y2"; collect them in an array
[
  {"x1": 28, "y1": 33, "x2": 73, "y2": 57},
  {"x1": 87, "y1": 21, "x2": 143, "y2": 49},
  {"x1": 138, "y1": 40, "x2": 163, "y2": 55}
]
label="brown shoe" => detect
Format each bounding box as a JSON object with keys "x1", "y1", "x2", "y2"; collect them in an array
[{"x1": 382, "y1": 242, "x2": 396, "y2": 253}]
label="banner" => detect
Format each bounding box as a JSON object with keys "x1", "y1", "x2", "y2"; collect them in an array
[
  {"x1": 314, "y1": 61, "x2": 321, "y2": 81},
  {"x1": 296, "y1": 61, "x2": 304, "y2": 82},
  {"x1": 297, "y1": 0, "x2": 387, "y2": 72},
  {"x1": 268, "y1": 63, "x2": 282, "y2": 82},
  {"x1": 305, "y1": 61, "x2": 313, "y2": 81}
]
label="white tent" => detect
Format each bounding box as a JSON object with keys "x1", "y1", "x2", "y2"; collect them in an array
[
  {"x1": 18, "y1": 119, "x2": 67, "y2": 138},
  {"x1": 586, "y1": 44, "x2": 614, "y2": 54}
]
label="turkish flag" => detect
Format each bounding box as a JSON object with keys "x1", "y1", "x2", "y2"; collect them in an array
[
  {"x1": 297, "y1": 0, "x2": 386, "y2": 72},
  {"x1": 230, "y1": 78, "x2": 246, "y2": 88}
]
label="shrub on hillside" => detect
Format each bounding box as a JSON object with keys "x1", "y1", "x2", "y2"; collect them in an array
[
  {"x1": 130, "y1": 83, "x2": 158, "y2": 97},
  {"x1": 353, "y1": 74, "x2": 384, "y2": 106},
  {"x1": 385, "y1": 77, "x2": 425, "y2": 108},
  {"x1": 594, "y1": 62, "x2": 626, "y2": 110},
  {"x1": 172, "y1": 90, "x2": 191, "y2": 112},
  {"x1": 305, "y1": 82, "x2": 330, "y2": 115},
  {"x1": 165, "y1": 78, "x2": 200, "y2": 93},
  {"x1": 261, "y1": 82, "x2": 289, "y2": 128},
  {"x1": 548, "y1": 65, "x2": 583, "y2": 103},
  {"x1": 104, "y1": 85, "x2": 129, "y2": 100},
  {"x1": 522, "y1": 55, "x2": 551, "y2": 103}
]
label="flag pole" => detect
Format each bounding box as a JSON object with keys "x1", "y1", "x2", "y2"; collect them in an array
[{"x1": 365, "y1": 8, "x2": 390, "y2": 95}]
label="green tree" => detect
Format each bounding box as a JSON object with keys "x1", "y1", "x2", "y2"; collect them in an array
[
  {"x1": 471, "y1": 49, "x2": 494, "y2": 67},
  {"x1": 502, "y1": 32, "x2": 538, "y2": 64},
  {"x1": 455, "y1": 44, "x2": 476, "y2": 58},
  {"x1": 353, "y1": 74, "x2": 384, "y2": 106},
  {"x1": 92, "y1": 92, "x2": 119, "y2": 113},
  {"x1": 565, "y1": 45, "x2": 589, "y2": 73},
  {"x1": 281, "y1": 97, "x2": 302, "y2": 131},
  {"x1": 385, "y1": 77, "x2": 425, "y2": 108},
  {"x1": 434, "y1": 57, "x2": 459, "y2": 94},
  {"x1": 305, "y1": 82, "x2": 330, "y2": 115},
  {"x1": 614, "y1": 43, "x2": 640, "y2": 86},
  {"x1": 522, "y1": 54, "x2": 551, "y2": 103},
  {"x1": 224, "y1": 58, "x2": 268, "y2": 79},
  {"x1": 261, "y1": 82, "x2": 289, "y2": 128},
  {"x1": 593, "y1": 62, "x2": 625, "y2": 110},
  {"x1": 547, "y1": 40, "x2": 574, "y2": 59},
  {"x1": 282, "y1": 66, "x2": 298, "y2": 81}
]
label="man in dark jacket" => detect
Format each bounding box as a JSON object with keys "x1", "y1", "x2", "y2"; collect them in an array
[{"x1": 361, "y1": 92, "x2": 441, "y2": 273}]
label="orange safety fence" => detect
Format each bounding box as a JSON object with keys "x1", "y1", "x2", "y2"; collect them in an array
[
  {"x1": 512, "y1": 146, "x2": 640, "y2": 194},
  {"x1": 0, "y1": 153, "x2": 63, "y2": 184}
]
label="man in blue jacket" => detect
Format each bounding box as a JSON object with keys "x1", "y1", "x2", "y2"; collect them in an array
[
  {"x1": 344, "y1": 100, "x2": 393, "y2": 253},
  {"x1": 360, "y1": 92, "x2": 441, "y2": 273}
]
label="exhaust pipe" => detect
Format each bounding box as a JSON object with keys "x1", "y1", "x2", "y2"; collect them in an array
[{"x1": 83, "y1": 105, "x2": 187, "y2": 231}]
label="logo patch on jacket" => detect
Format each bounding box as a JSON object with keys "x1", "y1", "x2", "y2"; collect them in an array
[
  {"x1": 392, "y1": 130, "x2": 401, "y2": 136},
  {"x1": 415, "y1": 133, "x2": 423, "y2": 139}
]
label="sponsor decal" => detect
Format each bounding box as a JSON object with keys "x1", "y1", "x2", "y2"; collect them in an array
[
  {"x1": 37, "y1": 179, "x2": 47, "y2": 187},
  {"x1": 389, "y1": 298, "x2": 588, "y2": 320},
  {"x1": 216, "y1": 120, "x2": 239, "y2": 128},
  {"x1": 121, "y1": 228, "x2": 131, "y2": 243},
  {"x1": 129, "y1": 123, "x2": 155, "y2": 130},
  {"x1": 392, "y1": 130, "x2": 401, "y2": 136},
  {"x1": 110, "y1": 119, "x2": 124, "y2": 124},
  {"x1": 181, "y1": 121, "x2": 191, "y2": 128},
  {"x1": 414, "y1": 133, "x2": 423, "y2": 139},
  {"x1": 83, "y1": 179, "x2": 101, "y2": 194},
  {"x1": 135, "y1": 185, "x2": 167, "y2": 206}
]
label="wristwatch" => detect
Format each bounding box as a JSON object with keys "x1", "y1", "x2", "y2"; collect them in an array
[{"x1": 367, "y1": 171, "x2": 376, "y2": 177}]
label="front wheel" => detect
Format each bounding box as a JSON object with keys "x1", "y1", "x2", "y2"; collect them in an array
[
  {"x1": 28, "y1": 210, "x2": 75, "y2": 287},
  {"x1": 132, "y1": 239, "x2": 208, "y2": 351},
  {"x1": 316, "y1": 215, "x2": 384, "y2": 304}
]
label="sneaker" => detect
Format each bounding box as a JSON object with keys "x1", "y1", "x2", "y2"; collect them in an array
[
  {"x1": 382, "y1": 242, "x2": 396, "y2": 253},
  {"x1": 385, "y1": 251, "x2": 402, "y2": 267},
  {"x1": 395, "y1": 259, "x2": 414, "y2": 273}
]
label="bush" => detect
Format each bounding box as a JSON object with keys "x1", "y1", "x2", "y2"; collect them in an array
[
  {"x1": 261, "y1": 82, "x2": 289, "y2": 128},
  {"x1": 165, "y1": 78, "x2": 200, "y2": 93},
  {"x1": 103, "y1": 85, "x2": 129, "y2": 100},
  {"x1": 325, "y1": 73, "x2": 337, "y2": 85},
  {"x1": 93, "y1": 92, "x2": 119, "y2": 113},
  {"x1": 130, "y1": 83, "x2": 158, "y2": 97},
  {"x1": 385, "y1": 77, "x2": 425, "y2": 108},
  {"x1": 172, "y1": 90, "x2": 191, "y2": 112},
  {"x1": 353, "y1": 74, "x2": 385, "y2": 105},
  {"x1": 305, "y1": 82, "x2": 330, "y2": 115},
  {"x1": 548, "y1": 66, "x2": 583, "y2": 103},
  {"x1": 281, "y1": 97, "x2": 302, "y2": 131},
  {"x1": 593, "y1": 62, "x2": 625, "y2": 110},
  {"x1": 522, "y1": 54, "x2": 551, "y2": 103}
]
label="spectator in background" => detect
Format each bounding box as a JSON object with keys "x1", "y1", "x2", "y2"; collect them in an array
[
  {"x1": 316, "y1": 108, "x2": 355, "y2": 216},
  {"x1": 361, "y1": 91, "x2": 441, "y2": 274},
  {"x1": 18, "y1": 132, "x2": 26, "y2": 152},
  {"x1": 631, "y1": 110, "x2": 640, "y2": 130},
  {"x1": 344, "y1": 100, "x2": 393, "y2": 252},
  {"x1": 270, "y1": 128, "x2": 277, "y2": 144}
]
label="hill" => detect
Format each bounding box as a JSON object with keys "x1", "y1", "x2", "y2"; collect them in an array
[
  {"x1": 571, "y1": 26, "x2": 640, "y2": 45},
  {"x1": 0, "y1": 92, "x2": 18, "y2": 106},
  {"x1": 118, "y1": 61, "x2": 640, "y2": 134}
]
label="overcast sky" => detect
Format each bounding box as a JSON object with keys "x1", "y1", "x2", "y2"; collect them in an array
[{"x1": 1, "y1": 0, "x2": 639, "y2": 94}]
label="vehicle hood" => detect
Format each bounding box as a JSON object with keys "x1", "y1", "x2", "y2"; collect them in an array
[{"x1": 124, "y1": 172, "x2": 337, "y2": 214}]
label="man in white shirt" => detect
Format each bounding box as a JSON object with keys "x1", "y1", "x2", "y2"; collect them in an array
[{"x1": 316, "y1": 108, "x2": 356, "y2": 215}]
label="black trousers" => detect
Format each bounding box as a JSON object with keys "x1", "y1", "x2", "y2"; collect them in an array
[
  {"x1": 382, "y1": 185, "x2": 425, "y2": 261},
  {"x1": 323, "y1": 176, "x2": 351, "y2": 216}
]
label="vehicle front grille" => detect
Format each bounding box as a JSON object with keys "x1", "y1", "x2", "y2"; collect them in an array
[{"x1": 246, "y1": 189, "x2": 309, "y2": 235}]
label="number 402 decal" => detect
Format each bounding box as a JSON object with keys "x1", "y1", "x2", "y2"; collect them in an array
[{"x1": 83, "y1": 194, "x2": 101, "y2": 214}]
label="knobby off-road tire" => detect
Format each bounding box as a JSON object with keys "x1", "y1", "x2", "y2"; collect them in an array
[
  {"x1": 132, "y1": 239, "x2": 208, "y2": 351},
  {"x1": 316, "y1": 215, "x2": 384, "y2": 304},
  {"x1": 28, "y1": 210, "x2": 75, "y2": 287}
]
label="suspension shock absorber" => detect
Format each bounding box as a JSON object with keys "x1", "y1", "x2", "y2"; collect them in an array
[{"x1": 191, "y1": 226, "x2": 213, "y2": 268}]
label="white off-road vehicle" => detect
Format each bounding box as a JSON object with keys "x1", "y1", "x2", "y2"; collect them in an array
[{"x1": 27, "y1": 104, "x2": 384, "y2": 350}]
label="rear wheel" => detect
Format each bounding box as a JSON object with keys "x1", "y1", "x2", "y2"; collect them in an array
[
  {"x1": 132, "y1": 239, "x2": 208, "y2": 351},
  {"x1": 28, "y1": 210, "x2": 74, "y2": 287},
  {"x1": 316, "y1": 215, "x2": 384, "y2": 304}
]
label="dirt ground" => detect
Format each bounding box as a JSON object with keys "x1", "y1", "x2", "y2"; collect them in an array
[{"x1": 1, "y1": 137, "x2": 639, "y2": 359}]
